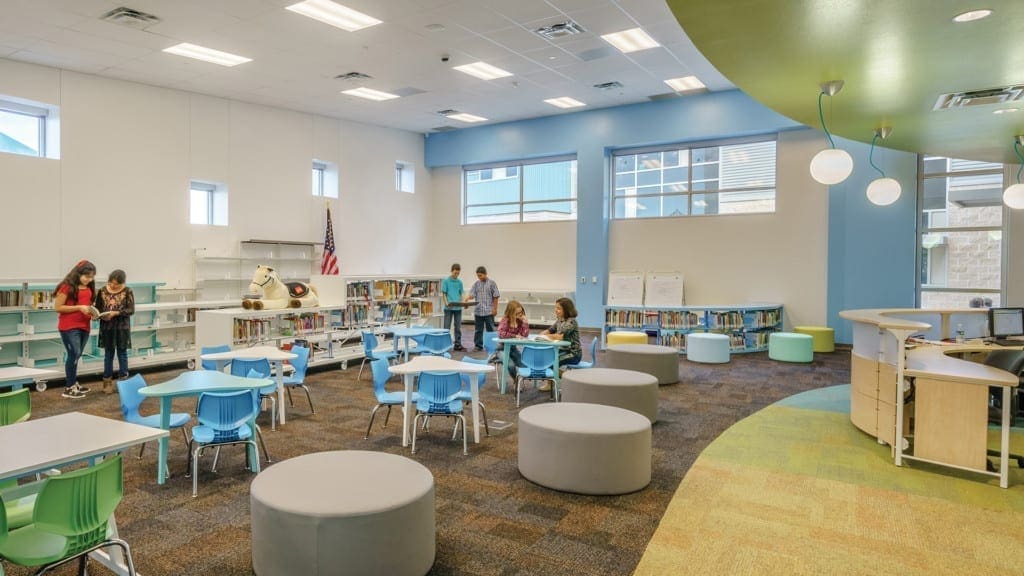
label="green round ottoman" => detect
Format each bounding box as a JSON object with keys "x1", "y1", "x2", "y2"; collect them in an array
[
  {"x1": 793, "y1": 326, "x2": 835, "y2": 353},
  {"x1": 768, "y1": 332, "x2": 813, "y2": 363}
]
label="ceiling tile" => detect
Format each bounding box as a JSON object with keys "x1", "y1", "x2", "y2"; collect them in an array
[
  {"x1": 483, "y1": 0, "x2": 565, "y2": 25},
  {"x1": 484, "y1": 26, "x2": 551, "y2": 53},
  {"x1": 564, "y1": 4, "x2": 632, "y2": 36},
  {"x1": 548, "y1": 0, "x2": 613, "y2": 13},
  {"x1": 625, "y1": 47, "x2": 681, "y2": 71},
  {"x1": 433, "y1": 1, "x2": 514, "y2": 34}
]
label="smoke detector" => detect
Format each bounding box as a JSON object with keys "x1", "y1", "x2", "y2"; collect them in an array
[
  {"x1": 335, "y1": 72, "x2": 372, "y2": 81},
  {"x1": 535, "y1": 21, "x2": 585, "y2": 40},
  {"x1": 934, "y1": 85, "x2": 1024, "y2": 110},
  {"x1": 100, "y1": 7, "x2": 160, "y2": 29}
]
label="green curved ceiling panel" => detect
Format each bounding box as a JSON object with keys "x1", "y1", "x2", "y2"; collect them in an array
[{"x1": 667, "y1": 0, "x2": 1024, "y2": 163}]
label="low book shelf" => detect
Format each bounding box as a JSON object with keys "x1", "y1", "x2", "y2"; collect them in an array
[{"x1": 603, "y1": 304, "x2": 783, "y2": 354}]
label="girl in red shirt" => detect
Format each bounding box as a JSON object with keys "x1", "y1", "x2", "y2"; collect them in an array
[{"x1": 53, "y1": 260, "x2": 97, "y2": 399}]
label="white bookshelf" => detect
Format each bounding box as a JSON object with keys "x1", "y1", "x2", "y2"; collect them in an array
[
  {"x1": 194, "y1": 240, "x2": 317, "y2": 302},
  {"x1": 498, "y1": 289, "x2": 575, "y2": 327}
]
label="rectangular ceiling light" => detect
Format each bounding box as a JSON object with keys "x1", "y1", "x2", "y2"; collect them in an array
[
  {"x1": 452, "y1": 61, "x2": 513, "y2": 81},
  {"x1": 447, "y1": 112, "x2": 488, "y2": 123},
  {"x1": 163, "y1": 43, "x2": 252, "y2": 66},
  {"x1": 664, "y1": 75, "x2": 706, "y2": 92},
  {"x1": 286, "y1": 0, "x2": 381, "y2": 32},
  {"x1": 600, "y1": 27, "x2": 660, "y2": 53},
  {"x1": 544, "y1": 97, "x2": 586, "y2": 109},
  {"x1": 341, "y1": 87, "x2": 400, "y2": 101}
]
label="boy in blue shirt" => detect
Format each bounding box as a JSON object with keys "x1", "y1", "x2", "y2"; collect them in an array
[{"x1": 441, "y1": 263, "x2": 465, "y2": 351}]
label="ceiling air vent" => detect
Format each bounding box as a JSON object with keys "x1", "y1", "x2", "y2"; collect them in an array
[
  {"x1": 100, "y1": 6, "x2": 160, "y2": 29},
  {"x1": 593, "y1": 81, "x2": 624, "y2": 91},
  {"x1": 436, "y1": 109, "x2": 458, "y2": 116},
  {"x1": 934, "y1": 85, "x2": 1024, "y2": 110},
  {"x1": 335, "y1": 72, "x2": 372, "y2": 81},
  {"x1": 535, "y1": 21, "x2": 585, "y2": 40},
  {"x1": 430, "y1": 126, "x2": 458, "y2": 133}
]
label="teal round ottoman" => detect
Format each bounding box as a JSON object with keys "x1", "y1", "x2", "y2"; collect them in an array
[
  {"x1": 768, "y1": 332, "x2": 813, "y2": 363},
  {"x1": 685, "y1": 333, "x2": 730, "y2": 364}
]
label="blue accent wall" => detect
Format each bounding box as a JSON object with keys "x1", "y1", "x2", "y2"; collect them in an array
[
  {"x1": 425, "y1": 90, "x2": 801, "y2": 327},
  {"x1": 827, "y1": 136, "x2": 918, "y2": 344}
]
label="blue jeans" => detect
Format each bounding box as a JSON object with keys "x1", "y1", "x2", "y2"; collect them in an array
[
  {"x1": 473, "y1": 314, "x2": 495, "y2": 349},
  {"x1": 103, "y1": 346, "x2": 128, "y2": 379},
  {"x1": 443, "y1": 308, "x2": 462, "y2": 346},
  {"x1": 60, "y1": 329, "x2": 90, "y2": 388}
]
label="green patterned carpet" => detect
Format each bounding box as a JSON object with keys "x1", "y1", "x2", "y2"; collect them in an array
[{"x1": 634, "y1": 385, "x2": 1024, "y2": 576}]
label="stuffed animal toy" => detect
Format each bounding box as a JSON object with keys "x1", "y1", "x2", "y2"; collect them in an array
[{"x1": 242, "y1": 265, "x2": 318, "y2": 310}]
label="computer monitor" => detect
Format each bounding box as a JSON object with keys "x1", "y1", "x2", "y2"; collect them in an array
[{"x1": 989, "y1": 307, "x2": 1024, "y2": 339}]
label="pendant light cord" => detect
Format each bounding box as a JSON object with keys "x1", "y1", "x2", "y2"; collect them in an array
[
  {"x1": 868, "y1": 134, "x2": 885, "y2": 178},
  {"x1": 1015, "y1": 140, "x2": 1024, "y2": 183},
  {"x1": 818, "y1": 91, "x2": 836, "y2": 149}
]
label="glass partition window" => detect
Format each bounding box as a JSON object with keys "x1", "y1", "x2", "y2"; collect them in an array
[
  {"x1": 612, "y1": 138, "x2": 776, "y2": 219},
  {"x1": 463, "y1": 157, "x2": 577, "y2": 224},
  {"x1": 918, "y1": 156, "x2": 1004, "y2": 308}
]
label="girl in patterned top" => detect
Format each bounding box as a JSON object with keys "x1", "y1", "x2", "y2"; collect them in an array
[
  {"x1": 541, "y1": 297, "x2": 582, "y2": 369},
  {"x1": 496, "y1": 300, "x2": 530, "y2": 380},
  {"x1": 95, "y1": 269, "x2": 135, "y2": 393}
]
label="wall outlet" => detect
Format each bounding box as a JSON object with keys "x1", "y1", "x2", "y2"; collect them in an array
[
  {"x1": 591, "y1": 276, "x2": 598, "y2": 284},
  {"x1": 580, "y1": 276, "x2": 587, "y2": 284}
]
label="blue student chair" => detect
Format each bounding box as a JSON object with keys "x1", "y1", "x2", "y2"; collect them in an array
[
  {"x1": 411, "y1": 371, "x2": 467, "y2": 456},
  {"x1": 516, "y1": 346, "x2": 557, "y2": 408},
  {"x1": 200, "y1": 345, "x2": 232, "y2": 371},
  {"x1": 117, "y1": 375, "x2": 192, "y2": 477},
  {"x1": 456, "y1": 356, "x2": 490, "y2": 436},
  {"x1": 365, "y1": 358, "x2": 419, "y2": 439},
  {"x1": 419, "y1": 332, "x2": 453, "y2": 358},
  {"x1": 565, "y1": 338, "x2": 599, "y2": 370},
  {"x1": 230, "y1": 359, "x2": 278, "y2": 432},
  {"x1": 282, "y1": 345, "x2": 314, "y2": 414},
  {"x1": 358, "y1": 331, "x2": 397, "y2": 381},
  {"x1": 191, "y1": 390, "x2": 260, "y2": 497},
  {"x1": 483, "y1": 331, "x2": 499, "y2": 361}
]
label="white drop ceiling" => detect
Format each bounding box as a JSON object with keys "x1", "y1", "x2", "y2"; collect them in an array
[{"x1": 0, "y1": 0, "x2": 733, "y2": 133}]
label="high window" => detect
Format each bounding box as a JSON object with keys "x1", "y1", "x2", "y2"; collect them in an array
[
  {"x1": 396, "y1": 161, "x2": 415, "y2": 193},
  {"x1": 611, "y1": 137, "x2": 777, "y2": 218},
  {"x1": 311, "y1": 160, "x2": 338, "y2": 198},
  {"x1": 463, "y1": 156, "x2": 577, "y2": 224},
  {"x1": 189, "y1": 181, "x2": 228, "y2": 226},
  {"x1": 0, "y1": 96, "x2": 58, "y2": 158},
  {"x1": 918, "y1": 157, "x2": 1005, "y2": 308}
]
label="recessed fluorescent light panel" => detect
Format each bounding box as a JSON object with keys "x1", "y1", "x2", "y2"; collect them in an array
[
  {"x1": 341, "y1": 87, "x2": 399, "y2": 101},
  {"x1": 286, "y1": 0, "x2": 381, "y2": 32},
  {"x1": 452, "y1": 61, "x2": 513, "y2": 80},
  {"x1": 993, "y1": 108, "x2": 1020, "y2": 114},
  {"x1": 544, "y1": 97, "x2": 586, "y2": 109},
  {"x1": 952, "y1": 9, "x2": 992, "y2": 22},
  {"x1": 664, "y1": 76, "x2": 706, "y2": 92},
  {"x1": 600, "y1": 27, "x2": 660, "y2": 53},
  {"x1": 447, "y1": 112, "x2": 488, "y2": 123},
  {"x1": 162, "y1": 43, "x2": 251, "y2": 66}
]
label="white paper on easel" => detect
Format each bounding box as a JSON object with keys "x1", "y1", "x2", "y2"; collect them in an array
[
  {"x1": 644, "y1": 272, "x2": 685, "y2": 307},
  {"x1": 607, "y1": 272, "x2": 644, "y2": 307}
]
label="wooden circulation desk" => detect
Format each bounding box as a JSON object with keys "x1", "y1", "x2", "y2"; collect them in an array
[{"x1": 839, "y1": 308, "x2": 1021, "y2": 488}]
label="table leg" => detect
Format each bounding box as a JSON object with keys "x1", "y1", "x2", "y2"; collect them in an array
[
  {"x1": 89, "y1": 512, "x2": 139, "y2": 576},
  {"x1": 1000, "y1": 386, "x2": 1010, "y2": 489},
  {"x1": 248, "y1": 411, "x2": 261, "y2": 474},
  {"x1": 471, "y1": 374, "x2": 480, "y2": 443},
  {"x1": 500, "y1": 344, "x2": 512, "y2": 394},
  {"x1": 552, "y1": 347, "x2": 561, "y2": 402},
  {"x1": 404, "y1": 336, "x2": 410, "y2": 363},
  {"x1": 402, "y1": 373, "x2": 413, "y2": 447},
  {"x1": 157, "y1": 398, "x2": 171, "y2": 485},
  {"x1": 273, "y1": 361, "x2": 286, "y2": 426}
]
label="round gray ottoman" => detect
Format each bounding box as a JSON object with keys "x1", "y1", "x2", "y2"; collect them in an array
[
  {"x1": 518, "y1": 403, "x2": 651, "y2": 495},
  {"x1": 561, "y1": 368, "x2": 659, "y2": 423},
  {"x1": 251, "y1": 451, "x2": 435, "y2": 576},
  {"x1": 605, "y1": 344, "x2": 680, "y2": 384}
]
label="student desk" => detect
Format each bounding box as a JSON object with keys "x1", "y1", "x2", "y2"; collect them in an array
[
  {"x1": 200, "y1": 345, "x2": 296, "y2": 425},
  {"x1": 840, "y1": 308, "x2": 1021, "y2": 487},
  {"x1": 0, "y1": 412, "x2": 167, "y2": 576},
  {"x1": 389, "y1": 356, "x2": 494, "y2": 447},
  {"x1": 139, "y1": 370, "x2": 270, "y2": 485},
  {"x1": 495, "y1": 338, "x2": 571, "y2": 398},
  {"x1": 386, "y1": 326, "x2": 449, "y2": 362},
  {"x1": 0, "y1": 366, "x2": 59, "y2": 392}
]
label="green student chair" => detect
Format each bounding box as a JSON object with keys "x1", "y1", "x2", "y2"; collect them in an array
[
  {"x1": 0, "y1": 455, "x2": 137, "y2": 576},
  {"x1": 0, "y1": 388, "x2": 30, "y2": 427},
  {"x1": 0, "y1": 387, "x2": 35, "y2": 532}
]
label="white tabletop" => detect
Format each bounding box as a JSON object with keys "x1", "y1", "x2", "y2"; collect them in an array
[
  {"x1": 0, "y1": 412, "x2": 169, "y2": 480},
  {"x1": 200, "y1": 345, "x2": 297, "y2": 362},
  {"x1": 0, "y1": 366, "x2": 60, "y2": 380},
  {"x1": 389, "y1": 356, "x2": 495, "y2": 375}
]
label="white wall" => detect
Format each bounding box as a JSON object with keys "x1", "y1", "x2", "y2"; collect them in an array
[
  {"x1": 426, "y1": 166, "x2": 577, "y2": 291},
  {"x1": 0, "y1": 58, "x2": 431, "y2": 286},
  {"x1": 609, "y1": 129, "x2": 829, "y2": 328}
]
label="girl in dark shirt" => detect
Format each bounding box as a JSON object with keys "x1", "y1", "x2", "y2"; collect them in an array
[{"x1": 95, "y1": 269, "x2": 135, "y2": 393}]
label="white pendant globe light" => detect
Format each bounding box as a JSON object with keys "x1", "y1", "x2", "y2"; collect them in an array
[
  {"x1": 810, "y1": 148, "x2": 854, "y2": 184},
  {"x1": 809, "y1": 80, "x2": 853, "y2": 185},
  {"x1": 1005, "y1": 137, "x2": 1024, "y2": 209},
  {"x1": 867, "y1": 177, "x2": 901, "y2": 206},
  {"x1": 865, "y1": 127, "x2": 901, "y2": 206}
]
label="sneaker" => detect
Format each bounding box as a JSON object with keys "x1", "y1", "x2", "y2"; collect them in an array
[
  {"x1": 62, "y1": 385, "x2": 87, "y2": 399},
  {"x1": 472, "y1": 347, "x2": 482, "y2": 353},
  {"x1": 73, "y1": 383, "x2": 90, "y2": 393},
  {"x1": 118, "y1": 373, "x2": 130, "y2": 380},
  {"x1": 453, "y1": 344, "x2": 465, "y2": 351},
  {"x1": 538, "y1": 381, "x2": 552, "y2": 392}
]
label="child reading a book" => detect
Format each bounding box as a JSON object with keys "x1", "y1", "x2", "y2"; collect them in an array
[
  {"x1": 496, "y1": 300, "x2": 530, "y2": 380},
  {"x1": 53, "y1": 260, "x2": 97, "y2": 399},
  {"x1": 95, "y1": 269, "x2": 135, "y2": 394},
  {"x1": 540, "y1": 297, "x2": 582, "y2": 385}
]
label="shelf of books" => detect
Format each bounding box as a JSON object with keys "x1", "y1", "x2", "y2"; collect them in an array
[
  {"x1": 498, "y1": 289, "x2": 575, "y2": 327},
  {"x1": 602, "y1": 304, "x2": 783, "y2": 354},
  {"x1": 0, "y1": 280, "x2": 237, "y2": 381}
]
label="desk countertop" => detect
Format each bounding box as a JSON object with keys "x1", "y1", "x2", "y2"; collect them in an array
[{"x1": 904, "y1": 344, "x2": 1019, "y2": 387}]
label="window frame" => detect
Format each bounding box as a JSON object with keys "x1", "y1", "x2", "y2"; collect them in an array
[
  {"x1": 0, "y1": 99, "x2": 47, "y2": 158},
  {"x1": 610, "y1": 134, "x2": 778, "y2": 220},
  {"x1": 461, "y1": 154, "x2": 578, "y2": 225},
  {"x1": 915, "y1": 155, "x2": 1006, "y2": 306},
  {"x1": 312, "y1": 161, "x2": 326, "y2": 197},
  {"x1": 189, "y1": 181, "x2": 228, "y2": 227}
]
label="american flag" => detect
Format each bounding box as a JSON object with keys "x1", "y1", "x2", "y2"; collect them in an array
[{"x1": 320, "y1": 207, "x2": 339, "y2": 275}]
